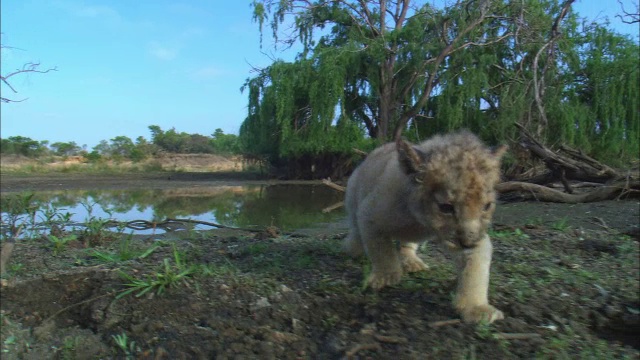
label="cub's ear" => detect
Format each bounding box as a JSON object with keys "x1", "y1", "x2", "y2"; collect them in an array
[
  {"x1": 491, "y1": 144, "x2": 508, "y2": 160},
  {"x1": 396, "y1": 138, "x2": 426, "y2": 175}
]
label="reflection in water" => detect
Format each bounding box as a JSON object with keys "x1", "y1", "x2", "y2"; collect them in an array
[{"x1": 1, "y1": 184, "x2": 346, "y2": 231}]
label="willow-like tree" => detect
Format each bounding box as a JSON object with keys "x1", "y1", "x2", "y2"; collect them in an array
[
  {"x1": 242, "y1": 0, "x2": 639, "y2": 175},
  {"x1": 247, "y1": 0, "x2": 517, "y2": 142}
]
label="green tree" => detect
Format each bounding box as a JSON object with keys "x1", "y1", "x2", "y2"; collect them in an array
[
  {"x1": 148, "y1": 125, "x2": 227, "y2": 154},
  {"x1": 130, "y1": 136, "x2": 155, "y2": 161},
  {"x1": 109, "y1": 136, "x2": 136, "y2": 159},
  {"x1": 249, "y1": 0, "x2": 514, "y2": 142},
  {"x1": 92, "y1": 140, "x2": 112, "y2": 156},
  {"x1": 148, "y1": 125, "x2": 190, "y2": 153},
  {"x1": 0, "y1": 136, "x2": 48, "y2": 157},
  {"x1": 560, "y1": 24, "x2": 639, "y2": 161},
  {"x1": 243, "y1": 0, "x2": 639, "y2": 172},
  {"x1": 186, "y1": 134, "x2": 215, "y2": 153},
  {"x1": 211, "y1": 128, "x2": 240, "y2": 154},
  {"x1": 50, "y1": 141, "x2": 82, "y2": 157}
]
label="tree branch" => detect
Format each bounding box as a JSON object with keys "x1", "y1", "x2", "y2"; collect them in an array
[
  {"x1": 394, "y1": 0, "x2": 492, "y2": 140},
  {"x1": 532, "y1": 0, "x2": 574, "y2": 136},
  {"x1": 1, "y1": 61, "x2": 58, "y2": 103},
  {"x1": 616, "y1": 0, "x2": 639, "y2": 24}
]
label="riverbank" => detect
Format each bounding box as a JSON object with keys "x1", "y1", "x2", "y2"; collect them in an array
[
  {"x1": 0, "y1": 172, "x2": 278, "y2": 193},
  {"x1": 0, "y1": 172, "x2": 638, "y2": 358}
]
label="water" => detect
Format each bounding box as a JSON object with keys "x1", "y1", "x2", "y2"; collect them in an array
[{"x1": 0, "y1": 184, "x2": 346, "y2": 235}]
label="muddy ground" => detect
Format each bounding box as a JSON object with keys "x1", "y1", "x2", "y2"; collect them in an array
[{"x1": 1, "y1": 173, "x2": 639, "y2": 359}]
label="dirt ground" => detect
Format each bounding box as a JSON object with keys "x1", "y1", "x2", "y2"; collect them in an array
[
  {"x1": 0, "y1": 172, "x2": 274, "y2": 193},
  {"x1": 1, "y1": 173, "x2": 639, "y2": 359}
]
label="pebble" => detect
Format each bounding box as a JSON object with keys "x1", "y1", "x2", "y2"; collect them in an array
[{"x1": 252, "y1": 297, "x2": 271, "y2": 310}]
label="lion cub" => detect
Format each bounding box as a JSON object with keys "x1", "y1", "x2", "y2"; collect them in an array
[{"x1": 344, "y1": 131, "x2": 507, "y2": 323}]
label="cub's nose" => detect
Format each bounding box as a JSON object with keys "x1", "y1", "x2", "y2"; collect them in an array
[
  {"x1": 456, "y1": 231, "x2": 480, "y2": 249},
  {"x1": 458, "y1": 239, "x2": 478, "y2": 249}
]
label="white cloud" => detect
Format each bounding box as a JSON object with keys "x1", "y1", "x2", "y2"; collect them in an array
[
  {"x1": 148, "y1": 42, "x2": 178, "y2": 61},
  {"x1": 180, "y1": 27, "x2": 206, "y2": 39},
  {"x1": 53, "y1": 1, "x2": 152, "y2": 31},
  {"x1": 192, "y1": 66, "x2": 225, "y2": 79},
  {"x1": 73, "y1": 5, "x2": 119, "y2": 19},
  {"x1": 167, "y1": 3, "x2": 212, "y2": 18},
  {"x1": 54, "y1": 1, "x2": 121, "y2": 20}
]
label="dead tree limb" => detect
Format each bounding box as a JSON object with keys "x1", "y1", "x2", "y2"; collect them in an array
[
  {"x1": 616, "y1": 0, "x2": 640, "y2": 24},
  {"x1": 515, "y1": 122, "x2": 621, "y2": 183},
  {"x1": 322, "y1": 178, "x2": 346, "y2": 192},
  {"x1": 325, "y1": 124, "x2": 637, "y2": 204},
  {"x1": 322, "y1": 201, "x2": 344, "y2": 213},
  {"x1": 1, "y1": 62, "x2": 57, "y2": 103},
  {"x1": 531, "y1": 0, "x2": 574, "y2": 137},
  {"x1": 496, "y1": 180, "x2": 639, "y2": 203}
]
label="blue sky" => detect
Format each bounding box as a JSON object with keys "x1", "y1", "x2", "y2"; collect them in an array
[{"x1": 1, "y1": 1, "x2": 638, "y2": 149}]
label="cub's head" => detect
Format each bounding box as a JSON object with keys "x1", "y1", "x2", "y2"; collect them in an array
[{"x1": 397, "y1": 132, "x2": 507, "y2": 250}]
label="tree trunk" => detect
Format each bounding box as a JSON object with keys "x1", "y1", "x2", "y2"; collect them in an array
[
  {"x1": 496, "y1": 180, "x2": 638, "y2": 203},
  {"x1": 378, "y1": 65, "x2": 393, "y2": 141}
]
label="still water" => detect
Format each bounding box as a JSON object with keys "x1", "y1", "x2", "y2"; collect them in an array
[{"x1": 0, "y1": 184, "x2": 346, "y2": 234}]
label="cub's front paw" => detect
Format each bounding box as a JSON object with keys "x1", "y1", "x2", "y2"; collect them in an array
[
  {"x1": 366, "y1": 269, "x2": 403, "y2": 290},
  {"x1": 458, "y1": 304, "x2": 504, "y2": 324},
  {"x1": 401, "y1": 255, "x2": 429, "y2": 273}
]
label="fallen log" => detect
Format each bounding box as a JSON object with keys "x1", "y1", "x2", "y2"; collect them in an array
[
  {"x1": 322, "y1": 201, "x2": 344, "y2": 213},
  {"x1": 496, "y1": 180, "x2": 639, "y2": 203},
  {"x1": 322, "y1": 178, "x2": 346, "y2": 192},
  {"x1": 515, "y1": 122, "x2": 621, "y2": 184}
]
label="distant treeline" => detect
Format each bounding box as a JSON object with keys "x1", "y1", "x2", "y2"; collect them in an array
[{"x1": 0, "y1": 125, "x2": 240, "y2": 161}]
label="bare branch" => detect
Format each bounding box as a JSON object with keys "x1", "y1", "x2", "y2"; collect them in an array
[
  {"x1": 354, "y1": 0, "x2": 381, "y2": 36},
  {"x1": 616, "y1": 0, "x2": 640, "y2": 24},
  {"x1": 394, "y1": 0, "x2": 494, "y2": 140},
  {"x1": 1, "y1": 53, "x2": 57, "y2": 103},
  {"x1": 532, "y1": 0, "x2": 574, "y2": 136}
]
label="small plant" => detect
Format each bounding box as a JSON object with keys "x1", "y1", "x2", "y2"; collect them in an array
[
  {"x1": 117, "y1": 245, "x2": 193, "y2": 299},
  {"x1": 474, "y1": 320, "x2": 494, "y2": 340},
  {"x1": 90, "y1": 234, "x2": 159, "y2": 263},
  {"x1": 524, "y1": 217, "x2": 544, "y2": 227},
  {"x1": 474, "y1": 321, "x2": 508, "y2": 349},
  {"x1": 293, "y1": 253, "x2": 315, "y2": 269},
  {"x1": 489, "y1": 227, "x2": 529, "y2": 241},
  {"x1": 552, "y1": 217, "x2": 570, "y2": 231},
  {"x1": 196, "y1": 260, "x2": 237, "y2": 277},
  {"x1": 513, "y1": 228, "x2": 530, "y2": 240},
  {"x1": 48, "y1": 234, "x2": 77, "y2": 255},
  {"x1": 39, "y1": 204, "x2": 73, "y2": 231},
  {"x1": 245, "y1": 242, "x2": 269, "y2": 255},
  {"x1": 112, "y1": 332, "x2": 136, "y2": 359},
  {"x1": 360, "y1": 261, "x2": 372, "y2": 291},
  {"x1": 8, "y1": 263, "x2": 24, "y2": 274},
  {"x1": 322, "y1": 314, "x2": 340, "y2": 329},
  {"x1": 59, "y1": 336, "x2": 79, "y2": 359},
  {"x1": 0, "y1": 192, "x2": 37, "y2": 241},
  {"x1": 80, "y1": 201, "x2": 114, "y2": 246},
  {"x1": 2, "y1": 335, "x2": 17, "y2": 354}
]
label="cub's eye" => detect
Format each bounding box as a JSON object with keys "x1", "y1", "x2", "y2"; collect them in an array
[
  {"x1": 438, "y1": 203, "x2": 455, "y2": 214},
  {"x1": 483, "y1": 202, "x2": 493, "y2": 211}
]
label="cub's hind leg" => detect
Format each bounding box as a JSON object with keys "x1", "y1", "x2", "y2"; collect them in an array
[
  {"x1": 343, "y1": 230, "x2": 364, "y2": 257},
  {"x1": 361, "y1": 229, "x2": 403, "y2": 290},
  {"x1": 343, "y1": 212, "x2": 365, "y2": 257},
  {"x1": 399, "y1": 242, "x2": 429, "y2": 273}
]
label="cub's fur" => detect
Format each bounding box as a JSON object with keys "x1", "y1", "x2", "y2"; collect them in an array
[{"x1": 344, "y1": 131, "x2": 507, "y2": 323}]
